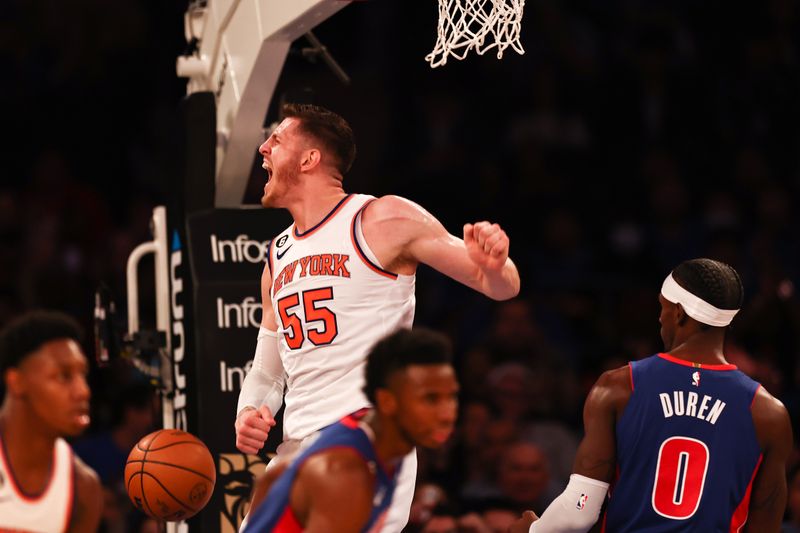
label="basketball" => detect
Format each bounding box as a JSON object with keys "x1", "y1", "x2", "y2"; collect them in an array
[{"x1": 125, "y1": 429, "x2": 216, "y2": 521}]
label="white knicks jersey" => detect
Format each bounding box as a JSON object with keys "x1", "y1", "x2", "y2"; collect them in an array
[
  {"x1": 268, "y1": 194, "x2": 415, "y2": 440},
  {"x1": 0, "y1": 437, "x2": 75, "y2": 533}
]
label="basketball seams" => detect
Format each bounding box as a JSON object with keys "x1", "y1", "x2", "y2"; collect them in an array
[
  {"x1": 124, "y1": 459, "x2": 215, "y2": 482},
  {"x1": 140, "y1": 439, "x2": 205, "y2": 452},
  {"x1": 139, "y1": 427, "x2": 159, "y2": 518},
  {"x1": 127, "y1": 473, "x2": 159, "y2": 519},
  {"x1": 125, "y1": 429, "x2": 215, "y2": 521},
  {"x1": 129, "y1": 471, "x2": 195, "y2": 513}
]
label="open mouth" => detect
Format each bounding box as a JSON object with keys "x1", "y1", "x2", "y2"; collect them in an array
[
  {"x1": 72, "y1": 410, "x2": 91, "y2": 428},
  {"x1": 431, "y1": 428, "x2": 454, "y2": 445},
  {"x1": 262, "y1": 160, "x2": 273, "y2": 181}
]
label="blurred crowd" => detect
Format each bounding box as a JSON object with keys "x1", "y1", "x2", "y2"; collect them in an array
[{"x1": 2, "y1": 0, "x2": 800, "y2": 532}]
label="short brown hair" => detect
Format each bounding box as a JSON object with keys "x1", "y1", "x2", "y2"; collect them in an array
[{"x1": 282, "y1": 103, "x2": 356, "y2": 176}]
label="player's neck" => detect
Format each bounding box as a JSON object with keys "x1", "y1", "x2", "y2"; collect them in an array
[
  {"x1": 667, "y1": 330, "x2": 728, "y2": 365},
  {"x1": 0, "y1": 408, "x2": 57, "y2": 475},
  {"x1": 364, "y1": 414, "x2": 411, "y2": 471},
  {"x1": 287, "y1": 179, "x2": 347, "y2": 233}
]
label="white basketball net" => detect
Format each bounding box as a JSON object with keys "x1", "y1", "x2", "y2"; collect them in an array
[{"x1": 426, "y1": 0, "x2": 525, "y2": 68}]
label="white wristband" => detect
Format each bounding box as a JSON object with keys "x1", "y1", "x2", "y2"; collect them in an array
[{"x1": 530, "y1": 474, "x2": 609, "y2": 533}]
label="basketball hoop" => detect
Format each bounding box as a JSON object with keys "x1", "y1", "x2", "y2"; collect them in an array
[{"x1": 426, "y1": 0, "x2": 525, "y2": 68}]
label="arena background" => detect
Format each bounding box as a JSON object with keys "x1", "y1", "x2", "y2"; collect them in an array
[{"x1": 2, "y1": 1, "x2": 799, "y2": 532}]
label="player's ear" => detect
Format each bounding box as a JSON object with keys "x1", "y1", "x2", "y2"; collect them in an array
[
  {"x1": 4, "y1": 368, "x2": 24, "y2": 396},
  {"x1": 375, "y1": 388, "x2": 398, "y2": 416},
  {"x1": 675, "y1": 303, "x2": 688, "y2": 326},
  {"x1": 299, "y1": 148, "x2": 321, "y2": 172}
]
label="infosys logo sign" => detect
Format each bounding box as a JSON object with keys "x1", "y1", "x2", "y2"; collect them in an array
[
  {"x1": 210, "y1": 234, "x2": 269, "y2": 264},
  {"x1": 219, "y1": 360, "x2": 253, "y2": 393},
  {"x1": 216, "y1": 297, "x2": 261, "y2": 329}
]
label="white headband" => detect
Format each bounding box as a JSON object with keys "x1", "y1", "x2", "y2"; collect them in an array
[{"x1": 661, "y1": 273, "x2": 739, "y2": 327}]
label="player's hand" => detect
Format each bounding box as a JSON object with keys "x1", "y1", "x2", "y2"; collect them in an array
[
  {"x1": 508, "y1": 510, "x2": 538, "y2": 533},
  {"x1": 464, "y1": 221, "x2": 510, "y2": 272},
  {"x1": 235, "y1": 405, "x2": 276, "y2": 454}
]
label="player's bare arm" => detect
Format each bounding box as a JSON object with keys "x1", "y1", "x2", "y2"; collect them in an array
[
  {"x1": 361, "y1": 195, "x2": 520, "y2": 300},
  {"x1": 572, "y1": 366, "x2": 632, "y2": 482},
  {"x1": 258, "y1": 263, "x2": 279, "y2": 331},
  {"x1": 292, "y1": 449, "x2": 375, "y2": 533},
  {"x1": 745, "y1": 387, "x2": 793, "y2": 533},
  {"x1": 511, "y1": 366, "x2": 630, "y2": 533},
  {"x1": 69, "y1": 457, "x2": 103, "y2": 533},
  {"x1": 234, "y1": 263, "x2": 283, "y2": 454},
  {"x1": 249, "y1": 457, "x2": 291, "y2": 514}
]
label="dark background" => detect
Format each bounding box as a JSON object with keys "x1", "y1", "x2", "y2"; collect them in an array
[{"x1": 2, "y1": 0, "x2": 799, "y2": 531}]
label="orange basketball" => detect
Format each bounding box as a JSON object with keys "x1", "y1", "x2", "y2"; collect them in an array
[{"x1": 125, "y1": 429, "x2": 216, "y2": 521}]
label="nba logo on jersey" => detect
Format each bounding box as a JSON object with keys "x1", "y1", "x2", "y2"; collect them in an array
[
  {"x1": 373, "y1": 485, "x2": 387, "y2": 506},
  {"x1": 576, "y1": 494, "x2": 588, "y2": 510},
  {"x1": 692, "y1": 371, "x2": 700, "y2": 387}
]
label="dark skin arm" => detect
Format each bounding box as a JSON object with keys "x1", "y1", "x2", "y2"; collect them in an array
[
  {"x1": 69, "y1": 456, "x2": 103, "y2": 533},
  {"x1": 509, "y1": 367, "x2": 631, "y2": 533},
  {"x1": 744, "y1": 387, "x2": 793, "y2": 533},
  {"x1": 571, "y1": 367, "x2": 631, "y2": 481},
  {"x1": 249, "y1": 456, "x2": 291, "y2": 514},
  {"x1": 292, "y1": 449, "x2": 375, "y2": 533},
  {"x1": 248, "y1": 449, "x2": 375, "y2": 533}
]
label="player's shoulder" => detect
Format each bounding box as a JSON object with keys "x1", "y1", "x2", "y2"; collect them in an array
[
  {"x1": 70, "y1": 452, "x2": 104, "y2": 531},
  {"x1": 586, "y1": 365, "x2": 633, "y2": 413},
  {"x1": 293, "y1": 446, "x2": 375, "y2": 528},
  {"x1": 750, "y1": 385, "x2": 793, "y2": 452},
  {"x1": 595, "y1": 364, "x2": 633, "y2": 391},
  {"x1": 751, "y1": 385, "x2": 791, "y2": 427},
  {"x1": 72, "y1": 453, "x2": 102, "y2": 493},
  {"x1": 299, "y1": 447, "x2": 373, "y2": 488},
  {"x1": 364, "y1": 195, "x2": 427, "y2": 221}
]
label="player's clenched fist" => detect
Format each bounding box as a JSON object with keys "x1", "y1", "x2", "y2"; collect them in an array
[
  {"x1": 463, "y1": 221, "x2": 510, "y2": 271},
  {"x1": 235, "y1": 405, "x2": 276, "y2": 454}
]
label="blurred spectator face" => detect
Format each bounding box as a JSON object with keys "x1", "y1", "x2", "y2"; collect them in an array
[
  {"x1": 497, "y1": 442, "x2": 550, "y2": 504},
  {"x1": 491, "y1": 300, "x2": 539, "y2": 353},
  {"x1": 482, "y1": 508, "x2": 518, "y2": 533},
  {"x1": 488, "y1": 363, "x2": 533, "y2": 421},
  {"x1": 460, "y1": 401, "x2": 490, "y2": 450},
  {"x1": 459, "y1": 347, "x2": 493, "y2": 399},
  {"x1": 480, "y1": 419, "x2": 519, "y2": 468}
]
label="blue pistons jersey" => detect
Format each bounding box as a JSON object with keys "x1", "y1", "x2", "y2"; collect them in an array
[
  {"x1": 244, "y1": 411, "x2": 399, "y2": 533},
  {"x1": 603, "y1": 353, "x2": 763, "y2": 532}
]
